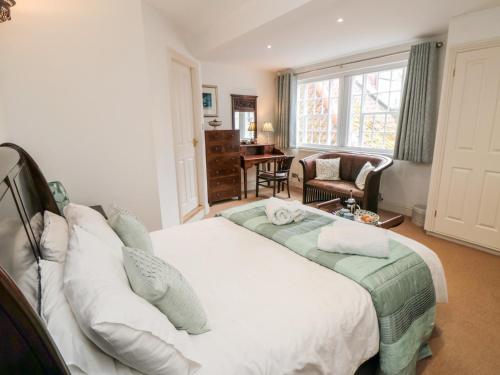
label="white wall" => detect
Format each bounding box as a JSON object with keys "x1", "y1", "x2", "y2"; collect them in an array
[
  {"x1": 447, "y1": 6, "x2": 500, "y2": 46},
  {"x1": 0, "y1": 0, "x2": 197, "y2": 230},
  {"x1": 141, "y1": 1, "x2": 207, "y2": 226},
  {"x1": 0, "y1": 98, "x2": 7, "y2": 143},
  {"x1": 201, "y1": 62, "x2": 276, "y2": 191},
  {"x1": 201, "y1": 62, "x2": 275, "y2": 141}
]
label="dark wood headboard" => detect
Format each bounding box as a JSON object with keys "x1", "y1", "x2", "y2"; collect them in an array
[{"x1": 0, "y1": 143, "x2": 69, "y2": 374}]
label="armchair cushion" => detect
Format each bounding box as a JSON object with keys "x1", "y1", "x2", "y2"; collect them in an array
[
  {"x1": 306, "y1": 180, "x2": 364, "y2": 200},
  {"x1": 355, "y1": 162, "x2": 375, "y2": 190},
  {"x1": 315, "y1": 158, "x2": 340, "y2": 181}
]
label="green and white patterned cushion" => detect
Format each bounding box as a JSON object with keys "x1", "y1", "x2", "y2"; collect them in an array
[
  {"x1": 122, "y1": 247, "x2": 210, "y2": 335},
  {"x1": 48, "y1": 181, "x2": 70, "y2": 213},
  {"x1": 108, "y1": 208, "x2": 154, "y2": 253}
]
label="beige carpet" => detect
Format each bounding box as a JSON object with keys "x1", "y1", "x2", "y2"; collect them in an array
[{"x1": 207, "y1": 188, "x2": 500, "y2": 375}]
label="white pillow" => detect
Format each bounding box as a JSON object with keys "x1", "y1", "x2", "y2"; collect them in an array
[
  {"x1": 40, "y1": 260, "x2": 118, "y2": 374},
  {"x1": 315, "y1": 158, "x2": 341, "y2": 181},
  {"x1": 63, "y1": 203, "x2": 123, "y2": 252},
  {"x1": 41, "y1": 211, "x2": 69, "y2": 263},
  {"x1": 355, "y1": 162, "x2": 375, "y2": 190},
  {"x1": 63, "y1": 226, "x2": 200, "y2": 375}
]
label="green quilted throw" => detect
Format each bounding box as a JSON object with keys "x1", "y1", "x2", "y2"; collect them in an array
[{"x1": 218, "y1": 200, "x2": 436, "y2": 375}]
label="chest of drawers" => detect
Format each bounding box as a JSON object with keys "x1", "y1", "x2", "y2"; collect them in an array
[{"x1": 205, "y1": 130, "x2": 241, "y2": 205}]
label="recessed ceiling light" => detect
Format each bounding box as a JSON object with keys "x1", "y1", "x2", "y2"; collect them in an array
[
  {"x1": 267, "y1": 44, "x2": 272, "y2": 49},
  {"x1": 337, "y1": 17, "x2": 344, "y2": 23}
]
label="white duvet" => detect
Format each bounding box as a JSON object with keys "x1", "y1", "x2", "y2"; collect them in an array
[
  {"x1": 118, "y1": 207, "x2": 447, "y2": 375},
  {"x1": 152, "y1": 217, "x2": 379, "y2": 375},
  {"x1": 146, "y1": 210, "x2": 449, "y2": 375}
]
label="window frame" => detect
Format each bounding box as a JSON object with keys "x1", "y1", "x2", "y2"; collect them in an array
[{"x1": 295, "y1": 60, "x2": 408, "y2": 155}]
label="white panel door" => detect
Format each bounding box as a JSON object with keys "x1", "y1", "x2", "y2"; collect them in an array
[
  {"x1": 434, "y1": 46, "x2": 500, "y2": 251},
  {"x1": 170, "y1": 60, "x2": 199, "y2": 218}
]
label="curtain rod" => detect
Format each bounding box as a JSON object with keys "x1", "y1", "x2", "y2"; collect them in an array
[{"x1": 296, "y1": 42, "x2": 443, "y2": 76}]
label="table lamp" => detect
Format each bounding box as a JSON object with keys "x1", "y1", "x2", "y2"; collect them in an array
[
  {"x1": 247, "y1": 122, "x2": 256, "y2": 140},
  {"x1": 262, "y1": 122, "x2": 274, "y2": 144}
]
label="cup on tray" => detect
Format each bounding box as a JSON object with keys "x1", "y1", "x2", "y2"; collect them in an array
[
  {"x1": 343, "y1": 212, "x2": 355, "y2": 221},
  {"x1": 339, "y1": 208, "x2": 350, "y2": 217}
]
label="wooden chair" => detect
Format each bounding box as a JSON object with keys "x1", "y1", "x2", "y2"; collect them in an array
[{"x1": 256, "y1": 156, "x2": 295, "y2": 198}]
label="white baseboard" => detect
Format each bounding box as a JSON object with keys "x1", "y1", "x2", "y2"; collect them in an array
[
  {"x1": 426, "y1": 231, "x2": 499, "y2": 256},
  {"x1": 378, "y1": 200, "x2": 413, "y2": 216}
]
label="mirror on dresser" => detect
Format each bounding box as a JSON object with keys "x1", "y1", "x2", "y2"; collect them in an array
[{"x1": 231, "y1": 94, "x2": 258, "y2": 142}]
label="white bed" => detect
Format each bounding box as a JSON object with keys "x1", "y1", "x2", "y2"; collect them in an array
[
  {"x1": 0, "y1": 144, "x2": 447, "y2": 375},
  {"x1": 143, "y1": 206, "x2": 447, "y2": 375}
]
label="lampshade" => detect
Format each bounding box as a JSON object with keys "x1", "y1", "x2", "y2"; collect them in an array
[
  {"x1": 0, "y1": 0, "x2": 15, "y2": 23},
  {"x1": 247, "y1": 122, "x2": 256, "y2": 131},
  {"x1": 262, "y1": 122, "x2": 274, "y2": 133}
]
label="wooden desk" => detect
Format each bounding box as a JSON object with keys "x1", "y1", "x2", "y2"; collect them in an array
[{"x1": 240, "y1": 144, "x2": 284, "y2": 198}]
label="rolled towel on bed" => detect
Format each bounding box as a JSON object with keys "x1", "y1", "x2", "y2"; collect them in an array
[
  {"x1": 317, "y1": 220, "x2": 390, "y2": 258},
  {"x1": 265, "y1": 198, "x2": 307, "y2": 225},
  {"x1": 265, "y1": 198, "x2": 294, "y2": 225},
  {"x1": 288, "y1": 201, "x2": 307, "y2": 223}
]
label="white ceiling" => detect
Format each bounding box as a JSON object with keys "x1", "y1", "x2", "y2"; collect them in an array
[{"x1": 145, "y1": 0, "x2": 500, "y2": 70}]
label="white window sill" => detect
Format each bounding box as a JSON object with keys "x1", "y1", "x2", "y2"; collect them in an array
[{"x1": 293, "y1": 145, "x2": 394, "y2": 158}]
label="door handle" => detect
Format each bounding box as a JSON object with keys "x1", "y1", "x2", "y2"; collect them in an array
[{"x1": 193, "y1": 138, "x2": 199, "y2": 147}]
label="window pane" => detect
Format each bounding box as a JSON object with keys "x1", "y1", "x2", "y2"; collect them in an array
[
  {"x1": 296, "y1": 78, "x2": 340, "y2": 147},
  {"x1": 352, "y1": 75, "x2": 363, "y2": 95},
  {"x1": 347, "y1": 66, "x2": 406, "y2": 150}
]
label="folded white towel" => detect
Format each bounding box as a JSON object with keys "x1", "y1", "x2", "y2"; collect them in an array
[
  {"x1": 317, "y1": 220, "x2": 390, "y2": 258},
  {"x1": 265, "y1": 198, "x2": 294, "y2": 225},
  {"x1": 265, "y1": 198, "x2": 307, "y2": 226},
  {"x1": 288, "y1": 201, "x2": 307, "y2": 223}
]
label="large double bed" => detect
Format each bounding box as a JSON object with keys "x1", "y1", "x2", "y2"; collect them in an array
[{"x1": 0, "y1": 143, "x2": 447, "y2": 375}]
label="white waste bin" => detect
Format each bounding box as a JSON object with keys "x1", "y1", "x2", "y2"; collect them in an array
[{"x1": 411, "y1": 205, "x2": 426, "y2": 227}]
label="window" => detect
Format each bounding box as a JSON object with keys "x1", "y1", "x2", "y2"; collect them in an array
[
  {"x1": 296, "y1": 78, "x2": 340, "y2": 146},
  {"x1": 296, "y1": 65, "x2": 406, "y2": 152}
]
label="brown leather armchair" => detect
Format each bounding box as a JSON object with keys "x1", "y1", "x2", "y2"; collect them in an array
[{"x1": 299, "y1": 152, "x2": 393, "y2": 212}]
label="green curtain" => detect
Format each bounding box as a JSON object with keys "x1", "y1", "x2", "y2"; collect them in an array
[
  {"x1": 275, "y1": 71, "x2": 293, "y2": 149},
  {"x1": 394, "y1": 42, "x2": 438, "y2": 163}
]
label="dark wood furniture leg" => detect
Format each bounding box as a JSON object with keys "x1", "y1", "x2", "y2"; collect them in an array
[
  {"x1": 255, "y1": 166, "x2": 259, "y2": 197},
  {"x1": 243, "y1": 168, "x2": 248, "y2": 199}
]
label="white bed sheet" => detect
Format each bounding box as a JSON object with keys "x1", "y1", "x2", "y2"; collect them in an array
[{"x1": 150, "y1": 217, "x2": 380, "y2": 375}]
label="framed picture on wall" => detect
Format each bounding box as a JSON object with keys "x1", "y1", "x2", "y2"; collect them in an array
[{"x1": 202, "y1": 85, "x2": 218, "y2": 117}]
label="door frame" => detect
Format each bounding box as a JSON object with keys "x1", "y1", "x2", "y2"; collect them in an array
[
  {"x1": 168, "y1": 48, "x2": 208, "y2": 223},
  {"x1": 425, "y1": 37, "x2": 500, "y2": 235}
]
